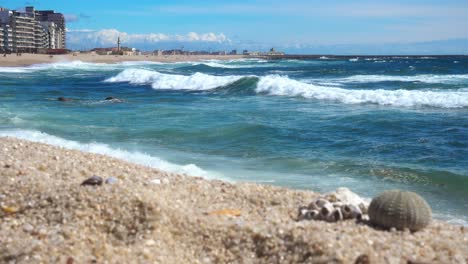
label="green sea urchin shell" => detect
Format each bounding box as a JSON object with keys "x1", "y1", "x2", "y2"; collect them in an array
[{"x1": 368, "y1": 190, "x2": 431, "y2": 231}]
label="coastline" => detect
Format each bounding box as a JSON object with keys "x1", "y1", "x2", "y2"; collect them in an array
[
  {"x1": 1, "y1": 137, "x2": 467, "y2": 263},
  {"x1": 0, "y1": 54, "x2": 247, "y2": 67}
]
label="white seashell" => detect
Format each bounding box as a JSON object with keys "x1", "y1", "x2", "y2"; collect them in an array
[
  {"x1": 320, "y1": 202, "x2": 334, "y2": 220},
  {"x1": 332, "y1": 208, "x2": 344, "y2": 221},
  {"x1": 341, "y1": 204, "x2": 362, "y2": 220},
  {"x1": 298, "y1": 206, "x2": 309, "y2": 220},
  {"x1": 312, "y1": 198, "x2": 329, "y2": 209},
  {"x1": 307, "y1": 210, "x2": 320, "y2": 220},
  {"x1": 325, "y1": 187, "x2": 366, "y2": 206},
  {"x1": 332, "y1": 202, "x2": 344, "y2": 208},
  {"x1": 298, "y1": 207, "x2": 320, "y2": 220},
  {"x1": 359, "y1": 202, "x2": 369, "y2": 214}
]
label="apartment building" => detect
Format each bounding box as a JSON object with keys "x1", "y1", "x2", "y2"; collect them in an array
[{"x1": 0, "y1": 6, "x2": 65, "y2": 53}]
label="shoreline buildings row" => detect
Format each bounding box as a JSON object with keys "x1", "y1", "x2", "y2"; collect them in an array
[{"x1": 0, "y1": 6, "x2": 65, "y2": 53}]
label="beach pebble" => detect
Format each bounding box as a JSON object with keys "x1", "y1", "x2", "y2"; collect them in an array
[
  {"x1": 23, "y1": 223, "x2": 34, "y2": 233},
  {"x1": 150, "y1": 178, "x2": 169, "y2": 185},
  {"x1": 81, "y1": 175, "x2": 103, "y2": 186},
  {"x1": 105, "y1": 177, "x2": 118, "y2": 185},
  {"x1": 151, "y1": 179, "x2": 161, "y2": 185}
]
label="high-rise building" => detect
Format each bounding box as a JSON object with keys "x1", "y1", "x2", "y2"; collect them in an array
[{"x1": 0, "y1": 6, "x2": 66, "y2": 53}]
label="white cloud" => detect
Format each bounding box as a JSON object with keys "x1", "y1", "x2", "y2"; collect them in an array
[
  {"x1": 64, "y1": 14, "x2": 79, "y2": 22},
  {"x1": 67, "y1": 29, "x2": 229, "y2": 47},
  {"x1": 66, "y1": 29, "x2": 96, "y2": 33}
]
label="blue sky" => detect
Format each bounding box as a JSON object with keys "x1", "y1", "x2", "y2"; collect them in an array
[{"x1": 3, "y1": 0, "x2": 468, "y2": 54}]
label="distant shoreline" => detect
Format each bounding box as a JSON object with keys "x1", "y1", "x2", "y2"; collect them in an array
[
  {"x1": 0, "y1": 53, "x2": 466, "y2": 67},
  {"x1": 0, "y1": 54, "x2": 247, "y2": 67},
  {"x1": 254, "y1": 54, "x2": 468, "y2": 60}
]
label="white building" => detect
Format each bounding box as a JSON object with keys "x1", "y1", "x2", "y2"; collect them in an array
[{"x1": 0, "y1": 6, "x2": 66, "y2": 53}]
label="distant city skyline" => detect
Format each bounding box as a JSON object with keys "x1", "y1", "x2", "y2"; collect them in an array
[{"x1": 4, "y1": 0, "x2": 468, "y2": 54}]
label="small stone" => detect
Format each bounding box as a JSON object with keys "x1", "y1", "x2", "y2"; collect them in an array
[
  {"x1": 23, "y1": 223, "x2": 34, "y2": 233},
  {"x1": 81, "y1": 176, "x2": 103, "y2": 186},
  {"x1": 145, "y1": 239, "x2": 156, "y2": 246},
  {"x1": 105, "y1": 177, "x2": 118, "y2": 185},
  {"x1": 151, "y1": 179, "x2": 161, "y2": 185}
]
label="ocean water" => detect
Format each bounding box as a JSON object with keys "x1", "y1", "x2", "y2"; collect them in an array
[{"x1": 0, "y1": 57, "x2": 467, "y2": 225}]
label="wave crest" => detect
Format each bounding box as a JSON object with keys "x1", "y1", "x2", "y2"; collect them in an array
[
  {"x1": 339, "y1": 74, "x2": 468, "y2": 84},
  {"x1": 256, "y1": 75, "x2": 468, "y2": 108},
  {"x1": 104, "y1": 68, "x2": 243, "y2": 90}
]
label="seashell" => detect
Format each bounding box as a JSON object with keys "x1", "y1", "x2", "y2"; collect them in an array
[
  {"x1": 310, "y1": 198, "x2": 329, "y2": 209},
  {"x1": 320, "y1": 202, "x2": 334, "y2": 221},
  {"x1": 325, "y1": 187, "x2": 366, "y2": 205},
  {"x1": 342, "y1": 204, "x2": 362, "y2": 220},
  {"x1": 298, "y1": 206, "x2": 309, "y2": 220},
  {"x1": 298, "y1": 207, "x2": 320, "y2": 220},
  {"x1": 368, "y1": 190, "x2": 432, "y2": 231},
  {"x1": 81, "y1": 175, "x2": 103, "y2": 186},
  {"x1": 359, "y1": 203, "x2": 369, "y2": 214},
  {"x1": 332, "y1": 208, "x2": 343, "y2": 221},
  {"x1": 332, "y1": 202, "x2": 344, "y2": 208},
  {"x1": 306, "y1": 210, "x2": 320, "y2": 220}
]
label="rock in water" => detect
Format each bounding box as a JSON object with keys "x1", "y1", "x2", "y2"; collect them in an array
[
  {"x1": 368, "y1": 190, "x2": 432, "y2": 231},
  {"x1": 57, "y1": 97, "x2": 72, "y2": 102},
  {"x1": 81, "y1": 176, "x2": 103, "y2": 186}
]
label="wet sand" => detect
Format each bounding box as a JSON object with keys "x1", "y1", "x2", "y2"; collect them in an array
[
  {"x1": 0, "y1": 137, "x2": 467, "y2": 263},
  {"x1": 0, "y1": 53, "x2": 246, "y2": 67}
]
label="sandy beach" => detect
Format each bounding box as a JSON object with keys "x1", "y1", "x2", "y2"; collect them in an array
[
  {"x1": 0, "y1": 53, "x2": 247, "y2": 67},
  {"x1": 0, "y1": 137, "x2": 467, "y2": 263}
]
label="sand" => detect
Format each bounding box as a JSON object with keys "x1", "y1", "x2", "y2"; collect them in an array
[
  {"x1": 0, "y1": 137, "x2": 467, "y2": 263},
  {"x1": 0, "y1": 53, "x2": 247, "y2": 67}
]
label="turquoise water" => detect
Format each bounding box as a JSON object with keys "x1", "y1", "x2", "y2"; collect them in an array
[{"x1": 0, "y1": 57, "x2": 467, "y2": 224}]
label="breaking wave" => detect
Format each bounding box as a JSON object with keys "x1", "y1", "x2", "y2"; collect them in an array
[
  {"x1": 338, "y1": 74, "x2": 468, "y2": 84},
  {"x1": 104, "y1": 68, "x2": 244, "y2": 90},
  {"x1": 0, "y1": 129, "x2": 215, "y2": 178},
  {"x1": 256, "y1": 75, "x2": 468, "y2": 108}
]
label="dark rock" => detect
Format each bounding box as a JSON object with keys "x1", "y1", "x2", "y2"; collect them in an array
[
  {"x1": 57, "y1": 97, "x2": 72, "y2": 102},
  {"x1": 105, "y1": 97, "x2": 123, "y2": 103},
  {"x1": 81, "y1": 176, "x2": 103, "y2": 186}
]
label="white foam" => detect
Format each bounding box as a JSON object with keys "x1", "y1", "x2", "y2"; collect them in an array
[
  {"x1": 256, "y1": 75, "x2": 468, "y2": 108},
  {"x1": 104, "y1": 68, "x2": 243, "y2": 90},
  {"x1": 199, "y1": 62, "x2": 238, "y2": 68},
  {"x1": 0, "y1": 67, "x2": 29, "y2": 73},
  {"x1": 0, "y1": 60, "x2": 120, "y2": 73},
  {"x1": 338, "y1": 74, "x2": 468, "y2": 84},
  {"x1": 349, "y1": 58, "x2": 359, "y2": 62},
  {"x1": 0, "y1": 129, "x2": 215, "y2": 178}
]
